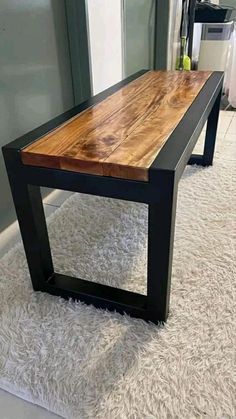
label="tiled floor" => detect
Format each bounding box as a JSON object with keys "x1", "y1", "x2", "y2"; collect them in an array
[
  {"x1": 0, "y1": 389, "x2": 61, "y2": 419},
  {"x1": 0, "y1": 110, "x2": 235, "y2": 418}
]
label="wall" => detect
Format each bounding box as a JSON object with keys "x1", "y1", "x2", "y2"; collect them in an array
[
  {"x1": 155, "y1": 0, "x2": 182, "y2": 71},
  {"x1": 0, "y1": 0, "x2": 74, "y2": 232},
  {"x1": 168, "y1": 0, "x2": 182, "y2": 70},
  {"x1": 86, "y1": 0, "x2": 123, "y2": 94}
]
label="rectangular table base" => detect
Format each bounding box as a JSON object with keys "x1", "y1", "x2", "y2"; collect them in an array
[{"x1": 44, "y1": 273, "x2": 149, "y2": 321}]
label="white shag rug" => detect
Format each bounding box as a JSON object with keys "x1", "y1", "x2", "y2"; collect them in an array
[{"x1": 0, "y1": 136, "x2": 235, "y2": 419}]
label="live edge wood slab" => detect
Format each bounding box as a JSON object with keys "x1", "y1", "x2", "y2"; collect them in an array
[
  {"x1": 3, "y1": 70, "x2": 223, "y2": 323},
  {"x1": 21, "y1": 71, "x2": 212, "y2": 181}
]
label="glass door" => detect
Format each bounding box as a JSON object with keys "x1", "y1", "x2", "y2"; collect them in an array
[{"x1": 122, "y1": 0, "x2": 156, "y2": 77}]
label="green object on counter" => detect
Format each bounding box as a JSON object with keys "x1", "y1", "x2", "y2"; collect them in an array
[{"x1": 176, "y1": 36, "x2": 191, "y2": 71}]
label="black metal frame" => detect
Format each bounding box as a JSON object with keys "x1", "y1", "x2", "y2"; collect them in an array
[{"x1": 2, "y1": 70, "x2": 223, "y2": 324}]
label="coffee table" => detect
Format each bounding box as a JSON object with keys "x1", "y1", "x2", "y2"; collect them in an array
[{"x1": 3, "y1": 70, "x2": 223, "y2": 323}]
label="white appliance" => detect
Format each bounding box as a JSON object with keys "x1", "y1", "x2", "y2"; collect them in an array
[{"x1": 197, "y1": 21, "x2": 234, "y2": 71}]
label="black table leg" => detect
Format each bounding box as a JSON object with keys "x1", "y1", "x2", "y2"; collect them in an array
[
  {"x1": 188, "y1": 89, "x2": 222, "y2": 167},
  {"x1": 13, "y1": 184, "x2": 53, "y2": 290},
  {"x1": 3, "y1": 150, "x2": 54, "y2": 290},
  {"x1": 202, "y1": 88, "x2": 222, "y2": 166},
  {"x1": 147, "y1": 171, "x2": 178, "y2": 323}
]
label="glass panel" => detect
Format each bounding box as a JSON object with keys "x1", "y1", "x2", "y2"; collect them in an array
[{"x1": 123, "y1": 0, "x2": 156, "y2": 77}]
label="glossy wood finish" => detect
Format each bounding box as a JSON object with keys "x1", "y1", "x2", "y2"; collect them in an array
[{"x1": 21, "y1": 71, "x2": 212, "y2": 181}]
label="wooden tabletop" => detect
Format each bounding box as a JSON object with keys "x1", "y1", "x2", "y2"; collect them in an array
[{"x1": 21, "y1": 71, "x2": 212, "y2": 181}]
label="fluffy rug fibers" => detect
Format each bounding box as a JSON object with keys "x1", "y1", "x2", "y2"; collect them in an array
[{"x1": 0, "y1": 138, "x2": 235, "y2": 418}]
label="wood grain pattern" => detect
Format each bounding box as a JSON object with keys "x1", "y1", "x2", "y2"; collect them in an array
[{"x1": 21, "y1": 71, "x2": 212, "y2": 181}]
